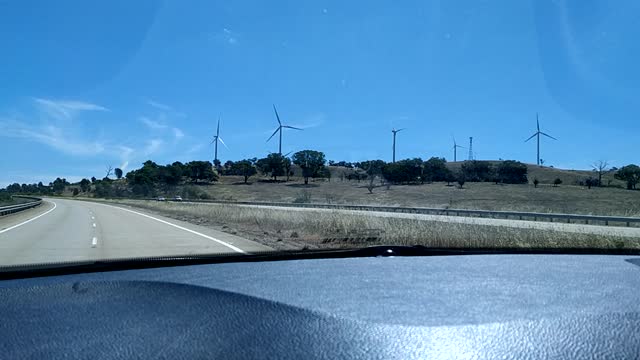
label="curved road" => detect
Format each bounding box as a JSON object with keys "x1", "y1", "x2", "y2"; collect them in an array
[{"x1": 0, "y1": 199, "x2": 270, "y2": 266}]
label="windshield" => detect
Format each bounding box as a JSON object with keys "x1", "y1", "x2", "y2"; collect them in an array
[{"x1": 1, "y1": 1, "x2": 639, "y2": 267}]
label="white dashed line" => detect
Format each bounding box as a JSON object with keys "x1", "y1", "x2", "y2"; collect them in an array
[
  {"x1": 91, "y1": 237, "x2": 98, "y2": 248},
  {"x1": 90, "y1": 202, "x2": 245, "y2": 253},
  {"x1": 0, "y1": 201, "x2": 57, "y2": 234},
  {"x1": 92, "y1": 223, "x2": 96, "y2": 228}
]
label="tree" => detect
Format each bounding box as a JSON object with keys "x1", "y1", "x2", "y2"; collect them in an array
[
  {"x1": 282, "y1": 157, "x2": 293, "y2": 181},
  {"x1": 497, "y1": 160, "x2": 528, "y2": 184},
  {"x1": 229, "y1": 160, "x2": 257, "y2": 184},
  {"x1": 533, "y1": 178, "x2": 539, "y2": 188},
  {"x1": 292, "y1": 150, "x2": 327, "y2": 185},
  {"x1": 185, "y1": 161, "x2": 217, "y2": 183},
  {"x1": 614, "y1": 165, "x2": 640, "y2": 190},
  {"x1": 592, "y1": 160, "x2": 609, "y2": 187},
  {"x1": 256, "y1": 153, "x2": 286, "y2": 181},
  {"x1": 72, "y1": 188, "x2": 79, "y2": 196},
  {"x1": 91, "y1": 176, "x2": 97, "y2": 184},
  {"x1": 52, "y1": 177, "x2": 66, "y2": 194},
  {"x1": 553, "y1": 178, "x2": 562, "y2": 187},
  {"x1": 456, "y1": 173, "x2": 466, "y2": 189},
  {"x1": 105, "y1": 165, "x2": 113, "y2": 179},
  {"x1": 114, "y1": 168, "x2": 123, "y2": 179},
  {"x1": 585, "y1": 177, "x2": 597, "y2": 189},
  {"x1": 461, "y1": 161, "x2": 493, "y2": 182},
  {"x1": 382, "y1": 159, "x2": 422, "y2": 184},
  {"x1": 79, "y1": 178, "x2": 91, "y2": 192},
  {"x1": 422, "y1": 157, "x2": 448, "y2": 182}
]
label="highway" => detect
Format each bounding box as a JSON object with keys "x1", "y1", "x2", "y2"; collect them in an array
[{"x1": 0, "y1": 199, "x2": 271, "y2": 266}]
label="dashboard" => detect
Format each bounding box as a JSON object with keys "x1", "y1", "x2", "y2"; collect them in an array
[{"x1": 1, "y1": 254, "x2": 640, "y2": 359}]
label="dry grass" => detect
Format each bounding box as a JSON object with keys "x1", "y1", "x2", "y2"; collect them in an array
[
  {"x1": 108, "y1": 200, "x2": 640, "y2": 251},
  {"x1": 187, "y1": 175, "x2": 640, "y2": 217}
]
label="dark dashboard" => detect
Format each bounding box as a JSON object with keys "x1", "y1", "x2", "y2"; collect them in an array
[{"x1": 1, "y1": 252, "x2": 640, "y2": 359}]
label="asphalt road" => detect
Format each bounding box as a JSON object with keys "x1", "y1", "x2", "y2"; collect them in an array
[{"x1": 0, "y1": 198, "x2": 271, "y2": 266}]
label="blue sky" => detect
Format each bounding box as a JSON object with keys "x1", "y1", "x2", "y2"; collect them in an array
[{"x1": 1, "y1": 0, "x2": 639, "y2": 187}]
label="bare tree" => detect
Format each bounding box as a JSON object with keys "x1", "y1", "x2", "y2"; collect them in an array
[
  {"x1": 592, "y1": 160, "x2": 609, "y2": 187},
  {"x1": 105, "y1": 165, "x2": 113, "y2": 179}
]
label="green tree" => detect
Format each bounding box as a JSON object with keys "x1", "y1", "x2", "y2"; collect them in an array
[
  {"x1": 423, "y1": 157, "x2": 448, "y2": 182},
  {"x1": 461, "y1": 161, "x2": 493, "y2": 182},
  {"x1": 79, "y1": 178, "x2": 91, "y2": 192},
  {"x1": 257, "y1": 153, "x2": 286, "y2": 181},
  {"x1": 114, "y1": 168, "x2": 123, "y2": 179},
  {"x1": 497, "y1": 160, "x2": 528, "y2": 184},
  {"x1": 229, "y1": 159, "x2": 258, "y2": 184},
  {"x1": 381, "y1": 159, "x2": 422, "y2": 184},
  {"x1": 72, "y1": 188, "x2": 79, "y2": 196},
  {"x1": 185, "y1": 161, "x2": 217, "y2": 183},
  {"x1": 292, "y1": 150, "x2": 327, "y2": 185},
  {"x1": 52, "y1": 177, "x2": 66, "y2": 194},
  {"x1": 614, "y1": 165, "x2": 640, "y2": 190},
  {"x1": 533, "y1": 178, "x2": 539, "y2": 188},
  {"x1": 553, "y1": 178, "x2": 562, "y2": 187}
]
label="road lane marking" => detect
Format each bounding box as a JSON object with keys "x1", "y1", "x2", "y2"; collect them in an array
[
  {"x1": 92, "y1": 223, "x2": 96, "y2": 228},
  {"x1": 91, "y1": 216, "x2": 95, "y2": 220},
  {"x1": 91, "y1": 237, "x2": 98, "y2": 248},
  {"x1": 91, "y1": 202, "x2": 246, "y2": 253},
  {"x1": 0, "y1": 201, "x2": 57, "y2": 234}
]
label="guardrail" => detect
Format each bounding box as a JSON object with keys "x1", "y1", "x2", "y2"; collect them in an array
[
  {"x1": 147, "y1": 197, "x2": 640, "y2": 228},
  {"x1": 0, "y1": 196, "x2": 43, "y2": 216}
]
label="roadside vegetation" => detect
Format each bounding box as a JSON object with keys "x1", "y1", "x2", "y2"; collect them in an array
[
  {"x1": 2, "y1": 151, "x2": 640, "y2": 218},
  {"x1": 102, "y1": 200, "x2": 640, "y2": 251}
]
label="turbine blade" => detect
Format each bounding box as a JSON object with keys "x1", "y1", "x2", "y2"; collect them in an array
[
  {"x1": 218, "y1": 137, "x2": 229, "y2": 149},
  {"x1": 217, "y1": 116, "x2": 220, "y2": 136},
  {"x1": 273, "y1": 105, "x2": 281, "y2": 125},
  {"x1": 266, "y1": 127, "x2": 279, "y2": 142},
  {"x1": 283, "y1": 125, "x2": 303, "y2": 130},
  {"x1": 524, "y1": 133, "x2": 537, "y2": 142},
  {"x1": 540, "y1": 132, "x2": 557, "y2": 140},
  {"x1": 536, "y1": 113, "x2": 540, "y2": 132},
  {"x1": 396, "y1": 128, "x2": 405, "y2": 132},
  {"x1": 283, "y1": 151, "x2": 293, "y2": 157}
]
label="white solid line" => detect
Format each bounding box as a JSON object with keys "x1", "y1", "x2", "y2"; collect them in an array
[
  {"x1": 91, "y1": 202, "x2": 246, "y2": 253},
  {"x1": 0, "y1": 201, "x2": 57, "y2": 234},
  {"x1": 91, "y1": 237, "x2": 98, "y2": 248}
]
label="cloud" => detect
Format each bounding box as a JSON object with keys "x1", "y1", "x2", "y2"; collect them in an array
[
  {"x1": 213, "y1": 28, "x2": 239, "y2": 45},
  {"x1": 172, "y1": 127, "x2": 184, "y2": 139},
  {"x1": 146, "y1": 100, "x2": 172, "y2": 111},
  {"x1": 144, "y1": 139, "x2": 163, "y2": 156},
  {"x1": 139, "y1": 116, "x2": 168, "y2": 130},
  {"x1": 290, "y1": 113, "x2": 326, "y2": 129},
  {"x1": 34, "y1": 98, "x2": 108, "y2": 120},
  {"x1": 0, "y1": 120, "x2": 105, "y2": 156}
]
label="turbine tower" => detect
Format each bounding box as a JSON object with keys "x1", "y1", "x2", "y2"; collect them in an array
[
  {"x1": 267, "y1": 105, "x2": 302, "y2": 155},
  {"x1": 468, "y1": 137, "x2": 473, "y2": 161},
  {"x1": 210, "y1": 115, "x2": 228, "y2": 165},
  {"x1": 391, "y1": 128, "x2": 404, "y2": 163},
  {"x1": 452, "y1": 136, "x2": 465, "y2": 162},
  {"x1": 525, "y1": 113, "x2": 557, "y2": 166}
]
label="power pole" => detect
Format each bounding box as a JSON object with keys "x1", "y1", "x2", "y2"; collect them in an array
[{"x1": 468, "y1": 137, "x2": 473, "y2": 161}]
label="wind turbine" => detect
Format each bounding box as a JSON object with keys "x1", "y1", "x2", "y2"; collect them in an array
[
  {"x1": 525, "y1": 113, "x2": 557, "y2": 166},
  {"x1": 211, "y1": 115, "x2": 228, "y2": 165},
  {"x1": 391, "y1": 128, "x2": 404, "y2": 163},
  {"x1": 452, "y1": 136, "x2": 465, "y2": 162},
  {"x1": 267, "y1": 105, "x2": 302, "y2": 155}
]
